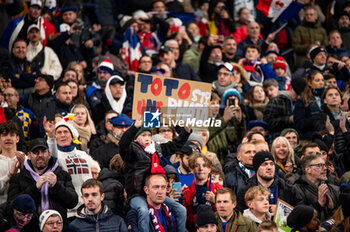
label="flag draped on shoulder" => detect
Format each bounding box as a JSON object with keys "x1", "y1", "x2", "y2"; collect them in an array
[
  {"x1": 256, "y1": 0, "x2": 303, "y2": 22},
  {"x1": 122, "y1": 27, "x2": 142, "y2": 72}
]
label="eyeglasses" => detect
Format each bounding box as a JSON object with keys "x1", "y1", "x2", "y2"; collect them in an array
[
  {"x1": 159, "y1": 128, "x2": 172, "y2": 133},
  {"x1": 4, "y1": 94, "x2": 16, "y2": 98},
  {"x1": 46, "y1": 220, "x2": 63, "y2": 227},
  {"x1": 16, "y1": 212, "x2": 33, "y2": 220},
  {"x1": 309, "y1": 163, "x2": 327, "y2": 168},
  {"x1": 217, "y1": 72, "x2": 231, "y2": 77}
]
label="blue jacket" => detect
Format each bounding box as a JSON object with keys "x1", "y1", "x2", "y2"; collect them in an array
[
  {"x1": 68, "y1": 203, "x2": 127, "y2": 232},
  {"x1": 1, "y1": 15, "x2": 24, "y2": 49}
]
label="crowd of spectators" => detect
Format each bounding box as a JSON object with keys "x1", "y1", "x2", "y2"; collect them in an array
[{"x1": 1, "y1": 0, "x2": 350, "y2": 231}]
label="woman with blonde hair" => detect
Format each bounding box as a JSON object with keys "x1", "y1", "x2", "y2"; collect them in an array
[
  {"x1": 271, "y1": 136, "x2": 296, "y2": 176},
  {"x1": 71, "y1": 104, "x2": 96, "y2": 152}
]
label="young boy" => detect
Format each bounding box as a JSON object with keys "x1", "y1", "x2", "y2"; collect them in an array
[
  {"x1": 211, "y1": 165, "x2": 224, "y2": 186},
  {"x1": 243, "y1": 185, "x2": 272, "y2": 225},
  {"x1": 240, "y1": 44, "x2": 277, "y2": 88},
  {"x1": 273, "y1": 56, "x2": 291, "y2": 91}
]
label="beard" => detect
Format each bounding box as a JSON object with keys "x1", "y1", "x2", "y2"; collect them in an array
[
  {"x1": 181, "y1": 158, "x2": 191, "y2": 173},
  {"x1": 259, "y1": 174, "x2": 274, "y2": 182}
]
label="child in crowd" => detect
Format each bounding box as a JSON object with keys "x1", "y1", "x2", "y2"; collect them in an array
[
  {"x1": 273, "y1": 56, "x2": 291, "y2": 91},
  {"x1": 239, "y1": 44, "x2": 277, "y2": 88},
  {"x1": 243, "y1": 185, "x2": 272, "y2": 225},
  {"x1": 211, "y1": 165, "x2": 224, "y2": 186}
]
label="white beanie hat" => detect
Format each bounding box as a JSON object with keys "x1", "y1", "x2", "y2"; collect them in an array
[
  {"x1": 98, "y1": 58, "x2": 114, "y2": 74},
  {"x1": 39, "y1": 210, "x2": 62, "y2": 231},
  {"x1": 55, "y1": 114, "x2": 81, "y2": 145}
]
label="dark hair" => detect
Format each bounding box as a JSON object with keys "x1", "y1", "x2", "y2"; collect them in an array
[
  {"x1": 55, "y1": 82, "x2": 71, "y2": 92},
  {"x1": 215, "y1": 187, "x2": 236, "y2": 203},
  {"x1": 302, "y1": 70, "x2": 323, "y2": 107},
  {"x1": 322, "y1": 86, "x2": 342, "y2": 100},
  {"x1": 211, "y1": 166, "x2": 225, "y2": 182},
  {"x1": 245, "y1": 44, "x2": 261, "y2": 54},
  {"x1": 301, "y1": 153, "x2": 322, "y2": 171},
  {"x1": 246, "y1": 131, "x2": 264, "y2": 142},
  {"x1": 223, "y1": 36, "x2": 236, "y2": 43},
  {"x1": 0, "y1": 120, "x2": 20, "y2": 136},
  {"x1": 324, "y1": 73, "x2": 336, "y2": 81},
  {"x1": 301, "y1": 142, "x2": 320, "y2": 157},
  {"x1": 81, "y1": 179, "x2": 104, "y2": 194},
  {"x1": 145, "y1": 173, "x2": 167, "y2": 187},
  {"x1": 237, "y1": 7, "x2": 249, "y2": 17}
]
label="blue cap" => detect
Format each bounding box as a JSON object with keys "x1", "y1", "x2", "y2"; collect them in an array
[
  {"x1": 222, "y1": 88, "x2": 241, "y2": 105},
  {"x1": 109, "y1": 114, "x2": 133, "y2": 126},
  {"x1": 246, "y1": 120, "x2": 269, "y2": 131},
  {"x1": 61, "y1": 6, "x2": 77, "y2": 13},
  {"x1": 12, "y1": 194, "x2": 36, "y2": 213}
]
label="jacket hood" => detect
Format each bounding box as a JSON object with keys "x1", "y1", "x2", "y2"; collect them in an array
[{"x1": 76, "y1": 202, "x2": 109, "y2": 220}]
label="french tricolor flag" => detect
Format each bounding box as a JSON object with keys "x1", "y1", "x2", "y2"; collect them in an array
[
  {"x1": 122, "y1": 27, "x2": 143, "y2": 72},
  {"x1": 257, "y1": 0, "x2": 304, "y2": 22}
]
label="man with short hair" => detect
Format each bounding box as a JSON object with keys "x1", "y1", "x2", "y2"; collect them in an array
[
  {"x1": 176, "y1": 141, "x2": 198, "y2": 187},
  {"x1": 236, "y1": 151, "x2": 303, "y2": 212},
  {"x1": 0, "y1": 120, "x2": 25, "y2": 203},
  {"x1": 337, "y1": 11, "x2": 350, "y2": 51},
  {"x1": 39, "y1": 210, "x2": 63, "y2": 232},
  {"x1": 263, "y1": 79, "x2": 279, "y2": 99},
  {"x1": 215, "y1": 188, "x2": 257, "y2": 232},
  {"x1": 92, "y1": 75, "x2": 132, "y2": 125},
  {"x1": 225, "y1": 143, "x2": 256, "y2": 195},
  {"x1": 69, "y1": 179, "x2": 127, "y2": 231},
  {"x1": 264, "y1": 78, "x2": 306, "y2": 139},
  {"x1": 159, "y1": 45, "x2": 200, "y2": 81},
  {"x1": 8, "y1": 138, "x2": 78, "y2": 229},
  {"x1": 292, "y1": 6, "x2": 328, "y2": 67},
  {"x1": 26, "y1": 24, "x2": 62, "y2": 80},
  {"x1": 53, "y1": 83, "x2": 73, "y2": 116},
  {"x1": 0, "y1": 194, "x2": 39, "y2": 231},
  {"x1": 4, "y1": 87, "x2": 39, "y2": 147},
  {"x1": 222, "y1": 36, "x2": 237, "y2": 62},
  {"x1": 294, "y1": 154, "x2": 339, "y2": 221},
  {"x1": 91, "y1": 114, "x2": 133, "y2": 169},
  {"x1": 144, "y1": 174, "x2": 177, "y2": 232}
]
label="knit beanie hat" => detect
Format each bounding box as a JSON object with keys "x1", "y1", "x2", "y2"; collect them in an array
[
  {"x1": 196, "y1": 205, "x2": 218, "y2": 227},
  {"x1": 287, "y1": 205, "x2": 315, "y2": 229},
  {"x1": 312, "y1": 132, "x2": 329, "y2": 153},
  {"x1": 280, "y1": 128, "x2": 299, "y2": 137},
  {"x1": 188, "y1": 132, "x2": 203, "y2": 149},
  {"x1": 291, "y1": 77, "x2": 306, "y2": 95},
  {"x1": 135, "y1": 125, "x2": 152, "y2": 139},
  {"x1": 222, "y1": 88, "x2": 242, "y2": 105},
  {"x1": 253, "y1": 151, "x2": 274, "y2": 172},
  {"x1": 39, "y1": 210, "x2": 62, "y2": 231},
  {"x1": 340, "y1": 185, "x2": 350, "y2": 218},
  {"x1": 55, "y1": 114, "x2": 82, "y2": 145},
  {"x1": 309, "y1": 46, "x2": 327, "y2": 62},
  {"x1": 273, "y1": 57, "x2": 287, "y2": 71},
  {"x1": 98, "y1": 58, "x2": 114, "y2": 75},
  {"x1": 12, "y1": 194, "x2": 36, "y2": 213},
  {"x1": 37, "y1": 74, "x2": 54, "y2": 90}
]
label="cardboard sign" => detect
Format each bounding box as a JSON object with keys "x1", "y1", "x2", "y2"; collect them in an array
[
  {"x1": 132, "y1": 73, "x2": 212, "y2": 123},
  {"x1": 274, "y1": 199, "x2": 294, "y2": 232}
]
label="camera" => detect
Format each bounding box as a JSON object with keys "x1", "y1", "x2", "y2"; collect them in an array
[{"x1": 229, "y1": 98, "x2": 235, "y2": 106}]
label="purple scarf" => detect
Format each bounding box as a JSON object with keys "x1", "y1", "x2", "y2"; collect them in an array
[{"x1": 24, "y1": 159, "x2": 58, "y2": 211}]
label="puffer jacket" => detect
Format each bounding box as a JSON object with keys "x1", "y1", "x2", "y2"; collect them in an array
[
  {"x1": 294, "y1": 175, "x2": 339, "y2": 222},
  {"x1": 224, "y1": 165, "x2": 250, "y2": 196},
  {"x1": 98, "y1": 168, "x2": 125, "y2": 217},
  {"x1": 119, "y1": 125, "x2": 190, "y2": 199},
  {"x1": 216, "y1": 209, "x2": 257, "y2": 232},
  {"x1": 291, "y1": 20, "x2": 328, "y2": 67},
  {"x1": 68, "y1": 203, "x2": 127, "y2": 232}
]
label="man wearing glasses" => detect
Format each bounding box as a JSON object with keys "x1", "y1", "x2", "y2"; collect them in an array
[
  {"x1": 0, "y1": 194, "x2": 39, "y2": 231},
  {"x1": 7, "y1": 138, "x2": 78, "y2": 230},
  {"x1": 294, "y1": 153, "x2": 339, "y2": 221},
  {"x1": 39, "y1": 210, "x2": 63, "y2": 232}
]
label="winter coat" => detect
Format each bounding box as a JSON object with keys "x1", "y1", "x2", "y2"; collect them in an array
[
  {"x1": 7, "y1": 158, "x2": 78, "y2": 228},
  {"x1": 236, "y1": 175, "x2": 304, "y2": 212},
  {"x1": 294, "y1": 96, "x2": 324, "y2": 140},
  {"x1": 339, "y1": 26, "x2": 350, "y2": 51},
  {"x1": 182, "y1": 44, "x2": 201, "y2": 73},
  {"x1": 53, "y1": 95, "x2": 74, "y2": 117},
  {"x1": 199, "y1": 44, "x2": 220, "y2": 83},
  {"x1": 20, "y1": 91, "x2": 52, "y2": 123},
  {"x1": 119, "y1": 125, "x2": 190, "y2": 198},
  {"x1": 98, "y1": 168, "x2": 125, "y2": 216},
  {"x1": 183, "y1": 179, "x2": 223, "y2": 231},
  {"x1": 224, "y1": 165, "x2": 250, "y2": 196},
  {"x1": 6, "y1": 56, "x2": 38, "y2": 89},
  {"x1": 172, "y1": 61, "x2": 201, "y2": 81},
  {"x1": 207, "y1": 117, "x2": 246, "y2": 163},
  {"x1": 294, "y1": 175, "x2": 339, "y2": 222},
  {"x1": 291, "y1": 20, "x2": 328, "y2": 67},
  {"x1": 68, "y1": 203, "x2": 127, "y2": 232},
  {"x1": 216, "y1": 209, "x2": 257, "y2": 232},
  {"x1": 91, "y1": 133, "x2": 120, "y2": 169},
  {"x1": 236, "y1": 37, "x2": 267, "y2": 60},
  {"x1": 263, "y1": 92, "x2": 293, "y2": 139}
]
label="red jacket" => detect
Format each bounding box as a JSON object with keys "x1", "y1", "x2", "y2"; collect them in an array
[{"x1": 183, "y1": 179, "x2": 223, "y2": 231}]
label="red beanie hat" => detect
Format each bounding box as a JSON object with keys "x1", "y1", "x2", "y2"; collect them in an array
[{"x1": 273, "y1": 56, "x2": 287, "y2": 71}]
